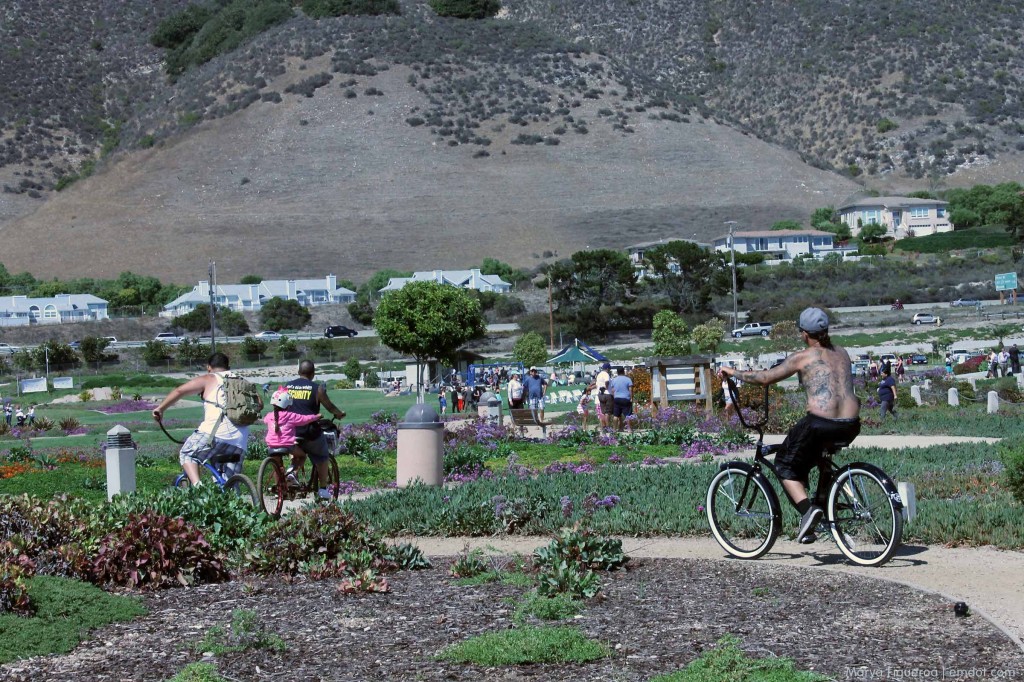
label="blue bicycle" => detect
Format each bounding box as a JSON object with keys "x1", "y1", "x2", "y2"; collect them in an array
[
  {"x1": 172, "y1": 450, "x2": 259, "y2": 506},
  {"x1": 158, "y1": 414, "x2": 258, "y2": 506}
]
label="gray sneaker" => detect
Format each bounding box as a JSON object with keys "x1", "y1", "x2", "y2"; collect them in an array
[{"x1": 796, "y1": 505, "x2": 823, "y2": 543}]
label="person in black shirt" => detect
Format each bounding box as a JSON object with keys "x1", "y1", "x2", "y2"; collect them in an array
[{"x1": 285, "y1": 360, "x2": 346, "y2": 498}]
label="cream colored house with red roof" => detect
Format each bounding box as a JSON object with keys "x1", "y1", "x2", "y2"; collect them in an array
[{"x1": 837, "y1": 197, "x2": 951, "y2": 239}]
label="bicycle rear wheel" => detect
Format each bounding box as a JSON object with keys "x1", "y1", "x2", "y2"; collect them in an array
[
  {"x1": 224, "y1": 473, "x2": 259, "y2": 507},
  {"x1": 257, "y1": 457, "x2": 288, "y2": 517},
  {"x1": 707, "y1": 466, "x2": 781, "y2": 559},
  {"x1": 828, "y1": 466, "x2": 903, "y2": 566}
]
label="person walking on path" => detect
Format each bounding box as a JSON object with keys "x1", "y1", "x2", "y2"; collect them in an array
[
  {"x1": 608, "y1": 367, "x2": 634, "y2": 432},
  {"x1": 878, "y1": 366, "x2": 897, "y2": 420},
  {"x1": 988, "y1": 350, "x2": 1000, "y2": 378},
  {"x1": 1009, "y1": 344, "x2": 1021, "y2": 375},
  {"x1": 590, "y1": 362, "x2": 612, "y2": 426},
  {"x1": 522, "y1": 366, "x2": 548, "y2": 421},
  {"x1": 894, "y1": 356, "x2": 906, "y2": 383},
  {"x1": 577, "y1": 387, "x2": 592, "y2": 429},
  {"x1": 152, "y1": 352, "x2": 262, "y2": 485},
  {"x1": 507, "y1": 372, "x2": 524, "y2": 409}
]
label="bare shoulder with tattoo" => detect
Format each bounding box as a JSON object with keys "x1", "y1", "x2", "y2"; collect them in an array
[{"x1": 797, "y1": 344, "x2": 859, "y2": 419}]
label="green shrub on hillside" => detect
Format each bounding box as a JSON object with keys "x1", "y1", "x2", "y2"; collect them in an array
[
  {"x1": 894, "y1": 226, "x2": 1014, "y2": 253},
  {"x1": 429, "y1": 0, "x2": 501, "y2": 19},
  {"x1": 301, "y1": 0, "x2": 400, "y2": 17},
  {"x1": 154, "y1": 0, "x2": 294, "y2": 80}
]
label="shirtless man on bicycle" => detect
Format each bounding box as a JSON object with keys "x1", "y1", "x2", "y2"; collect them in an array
[{"x1": 718, "y1": 307, "x2": 860, "y2": 544}]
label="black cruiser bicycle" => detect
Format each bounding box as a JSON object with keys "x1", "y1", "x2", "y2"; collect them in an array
[{"x1": 706, "y1": 377, "x2": 904, "y2": 567}]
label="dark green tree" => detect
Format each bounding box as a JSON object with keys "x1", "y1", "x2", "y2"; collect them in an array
[
  {"x1": 176, "y1": 338, "x2": 210, "y2": 368},
  {"x1": 79, "y1": 336, "x2": 111, "y2": 364},
  {"x1": 239, "y1": 275, "x2": 263, "y2": 284},
  {"x1": 375, "y1": 281, "x2": 486, "y2": 400},
  {"x1": 343, "y1": 358, "x2": 362, "y2": 382},
  {"x1": 31, "y1": 341, "x2": 78, "y2": 370},
  {"x1": 512, "y1": 331, "x2": 548, "y2": 368},
  {"x1": 480, "y1": 258, "x2": 529, "y2": 285},
  {"x1": 260, "y1": 298, "x2": 311, "y2": 331},
  {"x1": 546, "y1": 248, "x2": 636, "y2": 314},
  {"x1": 348, "y1": 298, "x2": 375, "y2": 325},
  {"x1": 643, "y1": 241, "x2": 723, "y2": 315},
  {"x1": 241, "y1": 336, "x2": 269, "y2": 360},
  {"x1": 142, "y1": 341, "x2": 170, "y2": 367},
  {"x1": 174, "y1": 303, "x2": 249, "y2": 336},
  {"x1": 652, "y1": 310, "x2": 690, "y2": 356},
  {"x1": 859, "y1": 223, "x2": 887, "y2": 244}
]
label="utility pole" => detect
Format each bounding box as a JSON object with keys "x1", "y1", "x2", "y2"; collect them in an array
[
  {"x1": 725, "y1": 221, "x2": 738, "y2": 330},
  {"x1": 208, "y1": 260, "x2": 217, "y2": 352},
  {"x1": 548, "y1": 278, "x2": 554, "y2": 351}
]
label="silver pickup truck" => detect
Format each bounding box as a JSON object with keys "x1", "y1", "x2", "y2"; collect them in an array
[{"x1": 731, "y1": 323, "x2": 773, "y2": 338}]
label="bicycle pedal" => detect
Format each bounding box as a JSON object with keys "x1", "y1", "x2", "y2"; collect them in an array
[{"x1": 799, "y1": 532, "x2": 817, "y2": 544}]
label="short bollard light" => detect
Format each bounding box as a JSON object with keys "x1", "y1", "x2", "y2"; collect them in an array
[{"x1": 105, "y1": 425, "x2": 136, "y2": 501}]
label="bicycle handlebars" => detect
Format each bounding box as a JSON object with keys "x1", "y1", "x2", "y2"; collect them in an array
[{"x1": 723, "y1": 375, "x2": 771, "y2": 433}]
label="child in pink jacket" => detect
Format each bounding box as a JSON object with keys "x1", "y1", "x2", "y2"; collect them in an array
[{"x1": 264, "y1": 387, "x2": 322, "y2": 481}]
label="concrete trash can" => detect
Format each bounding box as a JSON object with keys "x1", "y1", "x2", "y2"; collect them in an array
[
  {"x1": 396, "y1": 403, "x2": 444, "y2": 487},
  {"x1": 487, "y1": 396, "x2": 502, "y2": 423}
]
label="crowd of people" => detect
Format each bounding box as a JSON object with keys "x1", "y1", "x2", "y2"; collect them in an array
[{"x1": 1, "y1": 402, "x2": 35, "y2": 427}]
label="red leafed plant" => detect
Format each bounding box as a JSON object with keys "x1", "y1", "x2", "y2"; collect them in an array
[
  {"x1": 91, "y1": 512, "x2": 229, "y2": 590},
  {"x1": 0, "y1": 562, "x2": 34, "y2": 616},
  {"x1": 337, "y1": 569, "x2": 390, "y2": 594}
]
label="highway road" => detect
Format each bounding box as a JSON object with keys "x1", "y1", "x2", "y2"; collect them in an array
[{"x1": 2, "y1": 323, "x2": 522, "y2": 353}]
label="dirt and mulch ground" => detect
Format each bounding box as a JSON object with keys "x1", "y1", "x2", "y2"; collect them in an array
[{"x1": 2, "y1": 558, "x2": 1022, "y2": 682}]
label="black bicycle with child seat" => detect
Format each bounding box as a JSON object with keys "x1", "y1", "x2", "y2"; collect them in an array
[
  {"x1": 256, "y1": 418, "x2": 341, "y2": 517},
  {"x1": 706, "y1": 378, "x2": 904, "y2": 567}
]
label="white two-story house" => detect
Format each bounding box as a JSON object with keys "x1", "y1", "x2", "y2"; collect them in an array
[
  {"x1": 837, "y1": 197, "x2": 951, "y2": 239},
  {"x1": 379, "y1": 269, "x2": 511, "y2": 294},
  {"x1": 711, "y1": 229, "x2": 837, "y2": 260},
  {"x1": 161, "y1": 274, "x2": 355, "y2": 318},
  {"x1": 0, "y1": 294, "x2": 110, "y2": 327}
]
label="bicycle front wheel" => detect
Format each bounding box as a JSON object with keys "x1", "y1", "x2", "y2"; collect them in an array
[
  {"x1": 828, "y1": 467, "x2": 903, "y2": 567},
  {"x1": 707, "y1": 466, "x2": 781, "y2": 559},
  {"x1": 224, "y1": 473, "x2": 259, "y2": 507},
  {"x1": 257, "y1": 457, "x2": 287, "y2": 518}
]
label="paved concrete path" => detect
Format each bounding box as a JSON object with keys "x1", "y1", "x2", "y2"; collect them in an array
[{"x1": 403, "y1": 535, "x2": 1024, "y2": 651}]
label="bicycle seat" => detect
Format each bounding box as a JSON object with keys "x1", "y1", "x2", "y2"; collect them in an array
[
  {"x1": 209, "y1": 452, "x2": 241, "y2": 464},
  {"x1": 267, "y1": 446, "x2": 292, "y2": 456},
  {"x1": 823, "y1": 439, "x2": 853, "y2": 456}
]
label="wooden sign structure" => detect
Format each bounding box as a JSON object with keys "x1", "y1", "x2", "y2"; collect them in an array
[{"x1": 645, "y1": 355, "x2": 715, "y2": 411}]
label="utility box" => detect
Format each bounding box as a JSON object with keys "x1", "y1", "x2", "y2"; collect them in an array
[
  {"x1": 396, "y1": 404, "x2": 444, "y2": 487},
  {"x1": 105, "y1": 425, "x2": 136, "y2": 501}
]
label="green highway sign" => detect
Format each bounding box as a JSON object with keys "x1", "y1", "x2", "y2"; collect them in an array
[{"x1": 995, "y1": 272, "x2": 1018, "y2": 291}]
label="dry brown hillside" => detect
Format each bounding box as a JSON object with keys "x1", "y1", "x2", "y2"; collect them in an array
[{"x1": 0, "y1": 63, "x2": 860, "y2": 283}]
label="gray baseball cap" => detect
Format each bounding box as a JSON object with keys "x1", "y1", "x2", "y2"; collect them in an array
[{"x1": 798, "y1": 307, "x2": 829, "y2": 333}]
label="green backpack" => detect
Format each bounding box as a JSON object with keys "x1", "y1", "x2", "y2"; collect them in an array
[{"x1": 210, "y1": 373, "x2": 262, "y2": 427}]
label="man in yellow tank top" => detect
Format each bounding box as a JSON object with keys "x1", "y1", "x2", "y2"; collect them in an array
[{"x1": 153, "y1": 352, "x2": 258, "y2": 485}]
